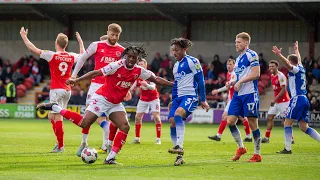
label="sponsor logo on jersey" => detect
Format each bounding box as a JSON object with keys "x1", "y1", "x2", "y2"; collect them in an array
[
  {"x1": 175, "y1": 71, "x2": 186, "y2": 80},
  {"x1": 100, "y1": 56, "x2": 116, "y2": 63}
]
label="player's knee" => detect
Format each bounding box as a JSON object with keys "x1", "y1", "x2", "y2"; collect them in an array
[
  {"x1": 80, "y1": 119, "x2": 90, "y2": 128},
  {"x1": 174, "y1": 108, "x2": 186, "y2": 117},
  {"x1": 118, "y1": 122, "x2": 130, "y2": 133}
]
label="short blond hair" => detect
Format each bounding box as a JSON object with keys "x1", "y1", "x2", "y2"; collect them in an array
[
  {"x1": 56, "y1": 33, "x2": 68, "y2": 49},
  {"x1": 139, "y1": 58, "x2": 147, "y2": 65},
  {"x1": 108, "y1": 23, "x2": 122, "y2": 33},
  {"x1": 236, "y1": 32, "x2": 251, "y2": 44}
]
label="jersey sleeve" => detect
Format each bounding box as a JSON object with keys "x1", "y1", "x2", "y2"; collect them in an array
[
  {"x1": 230, "y1": 71, "x2": 237, "y2": 82},
  {"x1": 139, "y1": 68, "x2": 152, "y2": 80},
  {"x1": 71, "y1": 42, "x2": 98, "y2": 78},
  {"x1": 279, "y1": 73, "x2": 287, "y2": 87},
  {"x1": 100, "y1": 61, "x2": 119, "y2": 76},
  {"x1": 247, "y1": 52, "x2": 260, "y2": 67},
  {"x1": 40, "y1": 50, "x2": 55, "y2": 62},
  {"x1": 290, "y1": 65, "x2": 300, "y2": 74},
  {"x1": 188, "y1": 58, "x2": 203, "y2": 75}
]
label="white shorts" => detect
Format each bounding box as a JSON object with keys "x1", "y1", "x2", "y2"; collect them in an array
[
  {"x1": 136, "y1": 99, "x2": 160, "y2": 113},
  {"x1": 87, "y1": 93, "x2": 126, "y2": 117},
  {"x1": 86, "y1": 82, "x2": 103, "y2": 106},
  {"x1": 50, "y1": 89, "x2": 71, "y2": 114},
  {"x1": 224, "y1": 100, "x2": 231, "y2": 112},
  {"x1": 267, "y1": 101, "x2": 290, "y2": 118}
]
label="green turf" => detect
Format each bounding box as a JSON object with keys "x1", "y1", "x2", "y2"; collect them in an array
[{"x1": 0, "y1": 119, "x2": 319, "y2": 180}]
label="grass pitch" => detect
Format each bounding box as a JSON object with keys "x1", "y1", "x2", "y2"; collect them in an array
[{"x1": 0, "y1": 119, "x2": 320, "y2": 180}]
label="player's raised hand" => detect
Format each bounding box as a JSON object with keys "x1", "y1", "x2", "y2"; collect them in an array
[
  {"x1": 272, "y1": 46, "x2": 282, "y2": 56},
  {"x1": 211, "y1": 89, "x2": 218, "y2": 95},
  {"x1": 75, "y1": 32, "x2": 83, "y2": 42},
  {"x1": 124, "y1": 91, "x2": 132, "y2": 101},
  {"x1": 20, "y1": 27, "x2": 28, "y2": 38},
  {"x1": 201, "y1": 101, "x2": 210, "y2": 112},
  {"x1": 293, "y1": 41, "x2": 299, "y2": 51}
]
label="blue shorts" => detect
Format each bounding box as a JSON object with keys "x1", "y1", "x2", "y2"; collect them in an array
[
  {"x1": 286, "y1": 95, "x2": 310, "y2": 122},
  {"x1": 228, "y1": 93, "x2": 260, "y2": 118},
  {"x1": 168, "y1": 96, "x2": 198, "y2": 119}
]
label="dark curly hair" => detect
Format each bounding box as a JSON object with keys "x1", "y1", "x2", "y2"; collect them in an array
[
  {"x1": 121, "y1": 43, "x2": 147, "y2": 59},
  {"x1": 171, "y1": 38, "x2": 193, "y2": 49}
]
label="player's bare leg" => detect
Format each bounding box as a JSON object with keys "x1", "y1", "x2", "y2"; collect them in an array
[
  {"x1": 208, "y1": 111, "x2": 228, "y2": 141},
  {"x1": 104, "y1": 111, "x2": 130, "y2": 165},
  {"x1": 131, "y1": 112, "x2": 143, "y2": 144},
  {"x1": 228, "y1": 115, "x2": 247, "y2": 161},
  {"x1": 247, "y1": 117, "x2": 262, "y2": 162},
  {"x1": 239, "y1": 116, "x2": 252, "y2": 142},
  {"x1": 153, "y1": 112, "x2": 162, "y2": 144}
]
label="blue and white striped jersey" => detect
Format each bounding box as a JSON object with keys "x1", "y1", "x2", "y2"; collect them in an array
[
  {"x1": 288, "y1": 64, "x2": 307, "y2": 97},
  {"x1": 234, "y1": 48, "x2": 260, "y2": 96},
  {"x1": 172, "y1": 55, "x2": 206, "y2": 101}
]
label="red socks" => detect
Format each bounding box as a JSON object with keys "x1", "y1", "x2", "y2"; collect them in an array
[
  {"x1": 218, "y1": 120, "x2": 227, "y2": 134},
  {"x1": 82, "y1": 126, "x2": 90, "y2": 134},
  {"x1": 108, "y1": 122, "x2": 118, "y2": 141},
  {"x1": 111, "y1": 131, "x2": 128, "y2": 153},
  {"x1": 156, "y1": 123, "x2": 162, "y2": 138},
  {"x1": 55, "y1": 121, "x2": 64, "y2": 148},
  {"x1": 265, "y1": 129, "x2": 272, "y2": 138},
  {"x1": 242, "y1": 119, "x2": 251, "y2": 136},
  {"x1": 135, "y1": 124, "x2": 142, "y2": 138},
  {"x1": 60, "y1": 109, "x2": 83, "y2": 126},
  {"x1": 50, "y1": 119, "x2": 57, "y2": 136}
]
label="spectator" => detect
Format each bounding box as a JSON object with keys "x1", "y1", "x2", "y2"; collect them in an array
[
  {"x1": 303, "y1": 55, "x2": 314, "y2": 72},
  {"x1": 12, "y1": 68, "x2": 25, "y2": 85},
  {"x1": 160, "y1": 92, "x2": 171, "y2": 106},
  {"x1": 198, "y1": 55, "x2": 208, "y2": 77},
  {"x1": 212, "y1": 54, "x2": 223, "y2": 75},
  {"x1": 2, "y1": 66, "x2": 13, "y2": 82},
  {"x1": 150, "y1": 53, "x2": 162, "y2": 73},
  {"x1": 30, "y1": 61, "x2": 41, "y2": 86},
  {"x1": 259, "y1": 53, "x2": 267, "y2": 74},
  {"x1": 312, "y1": 62, "x2": 320, "y2": 79},
  {"x1": 161, "y1": 54, "x2": 171, "y2": 69},
  {"x1": 0, "y1": 80, "x2": 6, "y2": 103},
  {"x1": 310, "y1": 96, "x2": 320, "y2": 111},
  {"x1": 126, "y1": 90, "x2": 139, "y2": 106},
  {"x1": 20, "y1": 60, "x2": 31, "y2": 77},
  {"x1": 0, "y1": 57, "x2": 3, "y2": 67},
  {"x1": 3, "y1": 60, "x2": 12, "y2": 70},
  {"x1": 165, "y1": 61, "x2": 174, "y2": 81},
  {"x1": 38, "y1": 82, "x2": 50, "y2": 102},
  {"x1": 309, "y1": 78, "x2": 320, "y2": 96},
  {"x1": 5, "y1": 77, "x2": 16, "y2": 103},
  {"x1": 206, "y1": 62, "x2": 215, "y2": 80}
]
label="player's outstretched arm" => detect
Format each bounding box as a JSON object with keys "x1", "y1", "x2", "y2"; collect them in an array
[
  {"x1": 147, "y1": 76, "x2": 173, "y2": 87},
  {"x1": 20, "y1": 27, "x2": 41, "y2": 56},
  {"x1": 293, "y1": 41, "x2": 302, "y2": 65},
  {"x1": 71, "y1": 42, "x2": 96, "y2": 78},
  {"x1": 67, "y1": 70, "x2": 102, "y2": 86},
  {"x1": 272, "y1": 46, "x2": 293, "y2": 70},
  {"x1": 75, "y1": 32, "x2": 85, "y2": 54}
]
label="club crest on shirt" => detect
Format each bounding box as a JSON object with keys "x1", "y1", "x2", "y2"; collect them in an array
[{"x1": 116, "y1": 51, "x2": 122, "y2": 58}]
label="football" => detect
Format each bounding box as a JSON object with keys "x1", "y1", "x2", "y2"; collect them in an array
[{"x1": 81, "y1": 148, "x2": 98, "y2": 164}]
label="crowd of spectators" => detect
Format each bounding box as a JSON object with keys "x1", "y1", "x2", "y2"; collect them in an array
[{"x1": 303, "y1": 56, "x2": 320, "y2": 111}]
